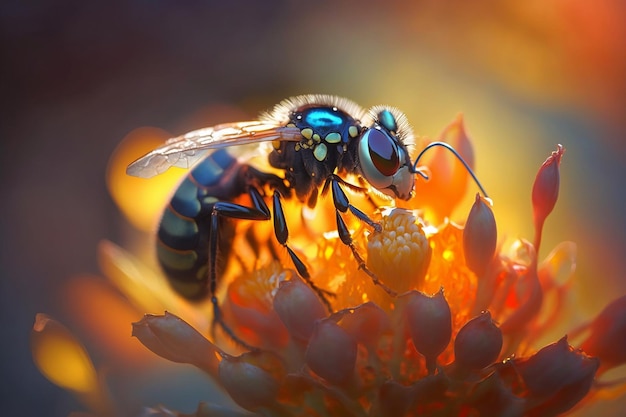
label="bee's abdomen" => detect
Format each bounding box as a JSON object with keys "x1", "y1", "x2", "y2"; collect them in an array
[{"x1": 156, "y1": 149, "x2": 238, "y2": 299}]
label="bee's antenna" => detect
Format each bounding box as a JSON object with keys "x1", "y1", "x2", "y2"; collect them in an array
[{"x1": 412, "y1": 141, "x2": 489, "y2": 198}]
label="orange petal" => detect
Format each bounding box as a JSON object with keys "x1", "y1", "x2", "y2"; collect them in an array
[
  {"x1": 580, "y1": 295, "x2": 626, "y2": 372},
  {"x1": 31, "y1": 314, "x2": 110, "y2": 414},
  {"x1": 61, "y1": 275, "x2": 151, "y2": 365},
  {"x1": 500, "y1": 241, "x2": 543, "y2": 334},
  {"x1": 224, "y1": 263, "x2": 290, "y2": 349},
  {"x1": 412, "y1": 115, "x2": 475, "y2": 221}
]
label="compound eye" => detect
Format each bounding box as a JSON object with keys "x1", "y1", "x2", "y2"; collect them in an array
[
  {"x1": 366, "y1": 128, "x2": 400, "y2": 177},
  {"x1": 358, "y1": 128, "x2": 402, "y2": 190}
]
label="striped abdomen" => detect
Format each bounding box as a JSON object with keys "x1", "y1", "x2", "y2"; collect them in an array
[{"x1": 157, "y1": 149, "x2": 242, "y2": 299}]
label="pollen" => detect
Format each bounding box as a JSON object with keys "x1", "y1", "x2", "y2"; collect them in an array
[{"x1": 367, "y1": 208, "x2": 431, "y2": 293}]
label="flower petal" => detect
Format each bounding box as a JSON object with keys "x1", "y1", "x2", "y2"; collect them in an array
[
  {"x1": 412, "y1": 114, "x2": 475, "y2": 220},
  {"x1": 500, "y1": 240, "x2": 543, "y2": 334},
  {"x1": 31, "y1": 314, "x2": 110, "y2": 414},
  {"x1": 538, "y1": 241, "x2": 577, "y2": 287},
  {"x1": 581, "y1": 295, "x2": 626, "y2": 372}
]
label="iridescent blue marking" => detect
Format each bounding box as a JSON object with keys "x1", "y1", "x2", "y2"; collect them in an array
[
  {"x1": 304, "y1": 108, "x2": 344, "y2": 130},
  {"x1": 190, "y1": 148, "x2": 235, "y2": 185},
  {"x1": 170, "y1": 180, "x2": 202, "y2": 218},
  {"x1": 190, "y1": 158, "x2": 224, "y2": 187},
  {"x1": 211, "y1": 148, "x2": 237, "y2": 169},
  {"x1": 297, "y1": 107, "x2": 357, "y2": 144},
  {"x1": 170, "y1": 149, "x2": 237, "y2": 218}
]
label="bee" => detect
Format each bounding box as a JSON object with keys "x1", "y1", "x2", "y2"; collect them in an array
[{"x1": 127, "y1": 94, "x2": 485, "y2": 346}]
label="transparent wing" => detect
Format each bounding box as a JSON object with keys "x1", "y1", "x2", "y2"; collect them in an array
[{"x1": 126, "y1": 120, "x2": 301, "y2": 178}]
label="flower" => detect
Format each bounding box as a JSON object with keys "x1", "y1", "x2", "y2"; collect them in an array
[{"x1": 33, "y1": 120, "x2": 626, "y2": 417}]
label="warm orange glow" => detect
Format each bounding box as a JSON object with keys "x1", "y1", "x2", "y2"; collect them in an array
[
  {"x1": 97, "y1": 240, "x2": 169, "y2": 314},
  {"x1": 32, "y1": 314, "x2": 99, "y2": 394},
  {"x1": 106, "y1": 127, "x2": 188, "y2": 232},
  {"x1": 409, "y1": 115, "x2": 474, "y2": 222},
  {"x1": 61, "y1": 275, "x2": 152, "y2": 365},
  {"x1": 96, "y1": 240, "x2": 210, "y2": 329},
  {"x1": 224, "y1": 262, "x2": 291, "y2": 348}
]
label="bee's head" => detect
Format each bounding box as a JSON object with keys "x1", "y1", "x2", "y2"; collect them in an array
[{"x1": 358, "y1": 107, "x2": 414, "y2": 200}]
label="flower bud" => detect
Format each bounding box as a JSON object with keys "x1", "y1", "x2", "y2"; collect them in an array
[
  {"x1": 516, "y1": 336, "x2": 599, "y2": 416},
  {"x1": 581, "y1": 295, "x2": 626, "y2": 371},
  {"x1": 305, "y1": 319, "x2": 357, "y2": 385},
  {"x1": 454, "y1": 311, "x2": 502, "y2": 371},
  {"x1": 132, "y1": 312, "x2": 220, "y2": 377},
  {"x1": 469, "y1": 373, "x2": 525, "y2": 417},
  {"x1": 463, "y1": 193, "x2": 497, "y2": 277},
  {"x1": 339, "y1": 302, "x2": 391, "y2": 349},
  {"x1": 273, "y1": 278, "x2": 327, "y2": 342},
  {"x1": 405, "y1": 289, "x2": 452, "y2": 374},
  {"x1": 218, "y1": 351, "x2": 280, "y2": 411},
  {"x1": 532, "y1": 145, "x2": 564, "y2": 250}
]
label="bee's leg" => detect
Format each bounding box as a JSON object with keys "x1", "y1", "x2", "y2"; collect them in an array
[
  {"x1": 330, "y1": 178, "x2": 398, "y2": 297},
  {"x1": 272, "y1": 191, "x2": 334, "y2": 312},
  {"x1": 208, "y1": 187, "x2": 270, "y2": 349}
]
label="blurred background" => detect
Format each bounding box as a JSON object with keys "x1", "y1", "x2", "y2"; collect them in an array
[{"x1": 2, "y1": 1, "x2": 625, "y2": 416}]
